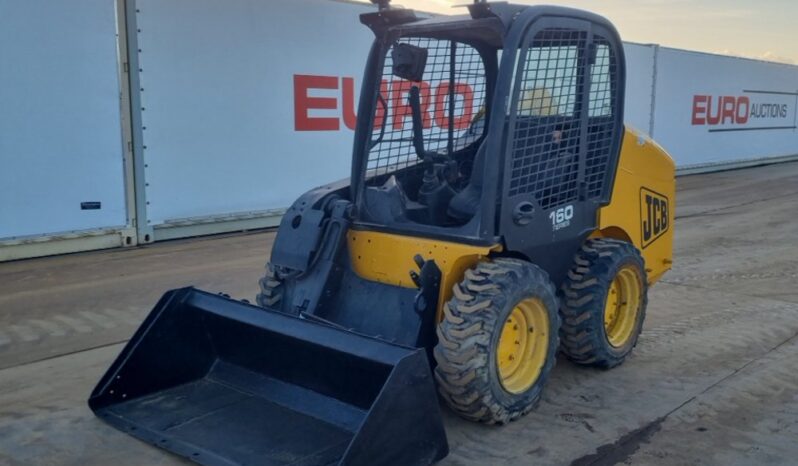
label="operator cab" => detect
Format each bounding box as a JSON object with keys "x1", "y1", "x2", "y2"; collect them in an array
[
  {"x1": 353, "y1": 1, "x2": 624, "y2": 247},
  {"x1": 357, "y1": 13, "x2": 502, "y2": 231}
]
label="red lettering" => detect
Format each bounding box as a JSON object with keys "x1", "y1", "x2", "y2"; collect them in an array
[
  {"x1": 433, "y1": 83, "x2": 475, "y2": 130},
  {"x1": 693, "y1": 95, "x2": 752, "y2": 126},
  {"x1": 342, "y1": 77, "x2": 357, "y2": 131},
  {"x1": 294, "y1": 74, "x2": 479, "y2": 132},
  {"x1": 692, "y1": 95, "x2": 707, "y2": 125},
  {"x1": 294, "y1": 75, "x2": 339, "y2": 131},
  {"x1": 706, "y1": 95, "x2": 722, "y2": 125},
  {"x1": 721, "y1": 96, "x2": 736, "y2": 124},
  {"x1": 391, "y1": 80, "x2": 431, "y2": 130},
  {"x1": 736, "y1": 96, "x2": 749, "y2": 124}
]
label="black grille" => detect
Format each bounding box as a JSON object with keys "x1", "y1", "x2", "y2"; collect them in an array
[
  {"x1": 508, "y1": 29, "x2": 587, "y2": 209},
  {"x1": 366, "y1": 38, "x2": 487, "y2": 181},
  {"x1": 508, "y1": 29, "x2": 619, "y2": 209},
  {"x1": 585, "y1": 36, "x2": 618, "y2": 199}
]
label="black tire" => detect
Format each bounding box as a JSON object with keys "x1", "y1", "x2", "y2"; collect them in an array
[
  {"x1": 434, "y1": 258, "x2": 560, "y2": 424},
  {"x1": 255, "y1": 262, "x2": 284, "y2": 309},
  {"x1": 560, "y1": 238, "x2": 648, "y2": 369}
]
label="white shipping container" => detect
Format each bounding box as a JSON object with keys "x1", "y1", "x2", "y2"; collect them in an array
[
  {"x1": 1, "y1": 0, "x2": 797, "y2": 259},
  {"x1": 0, "y1": 0, "x2": 127, "y2": 240},
  {"x1": 622, "y1": 43, "x2": 657, "y2": 134},
  {"x1": 652, "y1": 47, "x2": 798, "y2": 168},
  {"x1": 135, "y1": 0, "x2": 375, "y2": 225}
]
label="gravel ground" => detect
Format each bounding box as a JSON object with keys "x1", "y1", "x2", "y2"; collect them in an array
[{"x1": 1, "y1": 161, "x2": 797, "y2": 466}]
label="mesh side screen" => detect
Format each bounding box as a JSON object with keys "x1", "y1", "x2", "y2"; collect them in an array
[
  {"x1": 585, "y1": 38, "x2": 618, "y2": 199},
  {"x1": 508, "y1": 29, "x2": 586, "y2": 210},
  {"x1": 366, "y1": 38, "x2": 487, "y2": 182}
]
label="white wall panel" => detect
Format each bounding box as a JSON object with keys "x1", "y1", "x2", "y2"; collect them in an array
[
  {"x1": 135, "y1": 0, "x2": 798, "y2": 226},
  {"x1": 622, "y1": 43, "x2": 656, "y2": 134},
  {"x1": 133, "y1": 0, "x2": 688, "y2": 225},
  {"x1": 652, "y1": 48, "x2": 798, "y2": 167},
  {"x1": 3, "y1": 0, "x2": 798, "y2": 254},
  {"x1": 135, "y1": 0, "x2": 375, "y2": 224},
  {"x1": 0, "y1": 0, "x2": 127, "y2": 239}
]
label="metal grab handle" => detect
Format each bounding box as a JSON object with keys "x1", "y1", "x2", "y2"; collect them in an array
[{"x1": 512, "y1": 201, "x2": 536, "y2": 226}]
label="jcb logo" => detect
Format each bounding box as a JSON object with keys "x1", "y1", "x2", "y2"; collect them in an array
[{"x1": 640, "y1": 188, "x2": 669, "y2": 248}]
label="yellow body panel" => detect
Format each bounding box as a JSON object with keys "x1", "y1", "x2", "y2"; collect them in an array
[
  {"x1": 347, "y1": 230, "x2": 500, "y2": 318},
  {"x1": 596, "y1": 127, "x2": 675, "y2": 284},
  {"x1": 348, "y1": 127, "x2": 674, "y2": 317}
]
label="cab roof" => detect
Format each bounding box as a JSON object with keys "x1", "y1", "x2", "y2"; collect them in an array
[{"x1": 361, "y1": 2, "x2": 618, "y2": 48}]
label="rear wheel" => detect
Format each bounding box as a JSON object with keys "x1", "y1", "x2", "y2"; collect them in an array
[
  {"x1": 559, "y1": 238, "x2": 648, "y2": 368},
  {"x1": 434, "y1": 258, "x2": 560, "y2": 424}
]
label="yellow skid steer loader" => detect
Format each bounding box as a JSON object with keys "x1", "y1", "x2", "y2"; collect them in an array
[{"x1": 89, "y1": 1, "x2": 674, "y2": 465}]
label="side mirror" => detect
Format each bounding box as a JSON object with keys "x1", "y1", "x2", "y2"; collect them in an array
[{"x1": 392, "y1": 43, "x2": 427, "y2": 82}]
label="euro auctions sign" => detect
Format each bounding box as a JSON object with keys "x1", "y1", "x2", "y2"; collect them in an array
[
  {"x1": 652, "y1": 48, "x2": 798, "y2": 167},
  {"x1": 691, "y1": 90, "x2": 798, "y2": 133}
]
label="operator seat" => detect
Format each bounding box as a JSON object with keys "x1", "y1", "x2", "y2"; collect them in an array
[
  {"x1": 448, "y1": 121, "x2": 579, "y2": 221},
  {"x1": 448, "y1": 143, "x2": 487, "y2": 220}
]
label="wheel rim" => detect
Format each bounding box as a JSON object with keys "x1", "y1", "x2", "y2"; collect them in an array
[
  {"x1": 603, "y1": 266, "x2": 642, "y2": 348},
  {"x1": 497, "y1": 297, "x2": 549, "y2": 394}
]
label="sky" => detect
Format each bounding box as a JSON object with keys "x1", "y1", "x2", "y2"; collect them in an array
[{"x1": 393, "y1": 0, "x2": 798, "y2": 65}]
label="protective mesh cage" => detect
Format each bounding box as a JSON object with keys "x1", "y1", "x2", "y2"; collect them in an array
[
  {"x1": 508, "y1": 29, "x2": 618, "y2": 209},
  {"x1": 366, "y1": 38, "x2": 487, "y2": 182},
  {"x1": 585, "y1": 36, "x2": 618, "y2": 199},
  {"x1": 508, "y1": 29, "x2": 587, "y2": 209}
]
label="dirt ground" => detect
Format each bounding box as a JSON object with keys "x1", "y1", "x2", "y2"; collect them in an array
[{"x1": 1, "y1": 162, "x2": 797, "y2": 466}]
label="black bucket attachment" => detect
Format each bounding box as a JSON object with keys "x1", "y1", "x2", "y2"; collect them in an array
[{"x1": 89, "y1": 288, "x2": 448, "y2": 466}]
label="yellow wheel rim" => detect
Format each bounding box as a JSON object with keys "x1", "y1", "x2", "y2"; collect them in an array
[
  {"x1": 603, "y1": 266, "x2": 642, "y2": 348},
  {"x1": 497, "y1": 298, "x2": 550, "y2": 394}
]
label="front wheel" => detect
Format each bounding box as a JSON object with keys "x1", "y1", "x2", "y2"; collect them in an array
[{"x1": 434, "y1": 258, "x2": 560, "y2": 424}]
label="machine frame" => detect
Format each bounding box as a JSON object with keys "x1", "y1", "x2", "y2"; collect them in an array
[{"x1": 88, "y1": 4, "x2": 673, "y2": 465}]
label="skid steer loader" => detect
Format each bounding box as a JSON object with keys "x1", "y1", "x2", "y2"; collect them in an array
[{"x1": 89, "y1": 1, "x2": 675, "y2": 465}]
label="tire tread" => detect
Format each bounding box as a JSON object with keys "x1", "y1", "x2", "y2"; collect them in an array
[
  {"x1": 559, "y1": 238, "x2": 648, "y2": 369},
  {"x1": 434, "y1": 258, "x2": 560, "y2": 424}
]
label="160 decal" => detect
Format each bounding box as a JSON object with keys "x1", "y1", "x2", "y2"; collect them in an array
[{"x1": 549, "y1": 205, "x2": 574, "y2": 231}]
